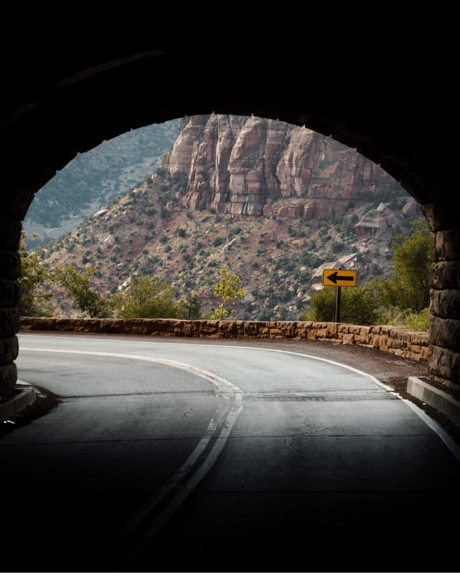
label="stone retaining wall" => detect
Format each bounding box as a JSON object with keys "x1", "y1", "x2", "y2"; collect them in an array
[{"x1": 20, "y1": 317, "x2": 429, "y2": 362}]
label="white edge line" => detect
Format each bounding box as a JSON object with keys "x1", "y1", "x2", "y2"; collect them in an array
[{"x1": 402, "y1": 399, "x2": 460, "y2": 463}]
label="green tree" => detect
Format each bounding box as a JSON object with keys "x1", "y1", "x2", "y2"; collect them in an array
[
  {"x1": 257, "y1": 307, "x2": 275, "y2": 321},
  {"x1": 208, "y1": 267, "x2": 245, "y2": 320},
  {"x1": 179, "y1": 292, "x2": 203, "y2": 320},
  {"x1": 18, "y1": 230, "x2": 55, "y2": 316},
  {"x1": 300, "y1": 283, "x2": 380, "y2": 325},
  {"x1": 110, "y1": 275, "x2": 182, "y2": 319},
  {"x1": 374, "y1": 218, "x2": 433, "y2": 312},
  {"x1": 54, "y1": 264, "x2": 111, "y2": 318}
]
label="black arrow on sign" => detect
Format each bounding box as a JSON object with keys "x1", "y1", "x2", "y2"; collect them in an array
[{"x1": 327, "y1": 272, "x2": 354, "y2": 285}]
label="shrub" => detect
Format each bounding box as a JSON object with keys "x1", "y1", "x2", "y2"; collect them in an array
[
  {"x1": 257, "y1": 307, "x2": 274, "y2": 321},
  {"x1": 110, "y1": 276, "x2": 182, "y2": 319},
  {"x1": 213, "y1": 236, "x2": 225, "y2": 247},
  {"x1": 407, "y1": 307, "x2": 430, "y2": 331},
  {"x1": 300, "y1": 283, "x2": 380, "y2": 325}
]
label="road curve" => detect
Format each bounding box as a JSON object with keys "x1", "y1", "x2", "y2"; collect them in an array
[{"x1": 2, "y1": 334, "x2": 460, "y2": 572}]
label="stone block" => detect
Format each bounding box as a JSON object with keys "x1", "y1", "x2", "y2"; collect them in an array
[
  {"x1": 430, "y1": 314, "x2": 460, "y2": 353},
  {"x1": 58, "y1": 318, "x2": 78, "y2": 331},
  {"x1": 326, "y1": 323, "x2": 339, "y2": 338},
  {"x1": 74, "y1": 318, "x2": 100, "y2": 332},
  {"x1": 430, "y1": 289, "x2": 460, "y2": 319},
  {"x1": 284, "y1": 322, "x2": 297, "y2": 337},
  {"x1": 270, "y1": 328, "x2": 285, "y2": 339},
  {"x1": 430, "y1": 260, "x2": 460, "y2": 289},
  {"x1": 0, "y1": 215, "x2": 22, "y2": 251},
  {"x1": 314, "y1": 328, "x2": 328, "y2": 339},
  {"x1": 199, "y1": 321, "x2": 219, "y2": 335},
  {"x1": 409, "y1": 332, "x2": 429, "y2": 346},
  {"x1": 0, "y1": 249, "x2": 21, "y2": 280},
  {"x1": 258, "y1": 324, "x2": 270, "y2": 338},
  {"x1": 218, "y1": 320, "x2": 238, "y2": 336},
  {"x1": 370, "y1": 334, "x2": 381, "y2": 348},
  {"x1": 0, "y1": 336, "x2": 18, "y2": 366},
  {"x1": 422, "y1": 200, "x2": 460, "y2": 232},
  {"x1": 379, "y1": 326, "x2": 393, "y2": 336},
  {"x1": 435, "y1": 228, "x2": 460, "y2": 261},
  {"x1": 356, "y1": 327, "x2": 370, "y2": 340},
  {"x1": 0, "y1": 279, "x2": 20, "y2": 307},
  {"x1": 388, "y1": 336, "x2": 402, "y2": 349},
  {"x1": 0, "y1": 362, "x2": 17, "y2": 395},
  {"x1": 429, "y1": 344, "x2": 460, "y2": 388},
  {"x1": 243, "y1": 321, "x2": 259, "y2": 336},
  {"x1": 100, "y1": 319, "x2": 124, "y2": 333},
  {"x1": 0, "y1": 307, "x2": 20, "y2": 338}
]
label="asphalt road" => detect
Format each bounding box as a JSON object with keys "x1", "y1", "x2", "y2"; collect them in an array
[{"x1": 2, "y1": 334, "x2": 460, "y2": 573}]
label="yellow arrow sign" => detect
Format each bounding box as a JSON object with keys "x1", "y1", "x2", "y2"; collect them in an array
[{"x1": 323, "y1": 269, "x2": 357, "y2": 287}]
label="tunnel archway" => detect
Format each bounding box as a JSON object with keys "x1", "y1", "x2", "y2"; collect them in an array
[{"x1": 1, "y1": 46, "x2": 458, "y2": 394}]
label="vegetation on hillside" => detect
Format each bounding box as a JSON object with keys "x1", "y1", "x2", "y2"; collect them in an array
[
  {"x1": 18, "y1": 231, "x2": 55, "y2": 317},
  {"x1": 54, "y1": 264, "x2": 112, "y2": 318},
  {"x1": 21, "y1": 212, "x2": 432, "y2": 332},
  {"x1": 21, "y1": 151, "x2": 430, "y2": 331},
  {"x1": 300, "y1": 218, "x2": 433, "y2": 330}
]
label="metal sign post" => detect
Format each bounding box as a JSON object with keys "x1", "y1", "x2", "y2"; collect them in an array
[
  {"x1": 322, "y1": 269, "x2": 358, "y2": 324},
  {"x1": 335, "y1": 286, "x2": 341, "y2": 323}
]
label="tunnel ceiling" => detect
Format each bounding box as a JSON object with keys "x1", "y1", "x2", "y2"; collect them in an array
[{"x1": 0, "y1": 43, "x2": 457, "y2": 231}]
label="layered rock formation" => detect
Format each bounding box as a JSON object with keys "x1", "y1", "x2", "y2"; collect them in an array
[
  {"x1": 162, "y1": 114, "x2": 398, "y2": 220},
  {"x1": 355, "y1": 202, "x2": 398, "y2": 238}
]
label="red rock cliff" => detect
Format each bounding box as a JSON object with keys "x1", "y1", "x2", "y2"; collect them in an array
[{"x1": 162, "y1": 114, "x2": 397, "y2": 220}]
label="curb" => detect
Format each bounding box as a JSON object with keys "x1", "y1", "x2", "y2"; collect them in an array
[
  {"x1": 407, "y1": 376, "x2": 460, "y2": 428},
  {"x1": 0, "y1": 382, "x2": 37, "y2": 422}
]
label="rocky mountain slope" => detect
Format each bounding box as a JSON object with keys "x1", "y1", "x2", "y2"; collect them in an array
[
  {"x1": 35, "y1": 114, "x2": 423, "y2": 321},
  {"x1": 23, "y1": 119, "x2": 180, "y2": 247}
]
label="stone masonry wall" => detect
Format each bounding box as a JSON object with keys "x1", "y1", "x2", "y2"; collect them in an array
[
  {"x1": 0, "y1": 215, "x2": 22, "y2": 395},
  {"x1": 428, "y1": 225, "x2": 460, "y2": 391},
  {"x1": 20, "y1": 317, "x2": 429, "y2": 362}
]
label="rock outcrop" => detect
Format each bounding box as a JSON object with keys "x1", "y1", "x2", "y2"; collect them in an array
[
  {"x1": 162, "y1": 114, "x2": 398, "y2": 220},
  {"x1": 355, "y1": 202, "x2": 398, "y2": 238}
]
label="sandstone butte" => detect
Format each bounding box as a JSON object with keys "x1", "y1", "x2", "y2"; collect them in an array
[{"x1": 162, "y1": 114, "x2": 399, "y2": 221}]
